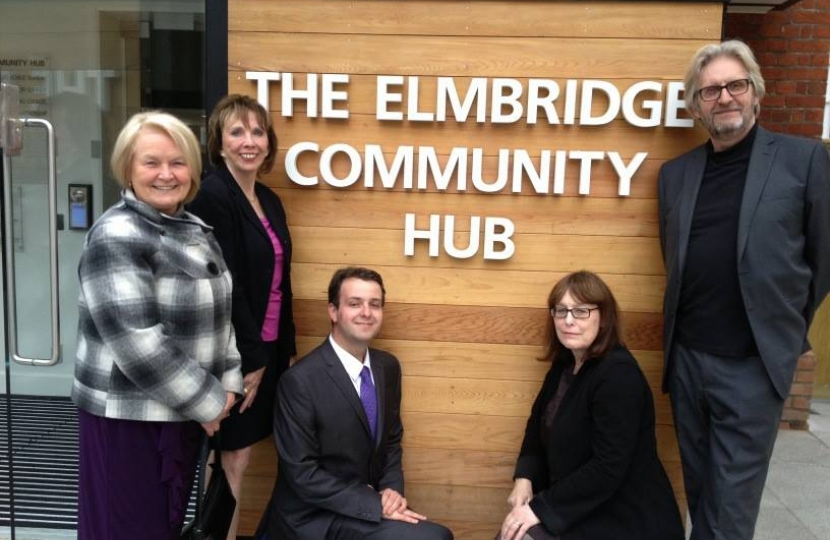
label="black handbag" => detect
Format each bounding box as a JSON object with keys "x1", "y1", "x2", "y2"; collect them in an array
[{"x1": 180, "y1": 434, "x2": 237, "y2": 540}]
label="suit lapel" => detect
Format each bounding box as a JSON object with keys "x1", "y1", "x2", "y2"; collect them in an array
[
  {"x1": 676, "y1": 145, "x2": 707, "y2": 273},
  {"x1": 320, "y1": 341, "x2": 374, "y2": 440},
  {"x1": 239, "y1": 186, "x2": 270, "y2": 243},
  {"x1": 737, "y1": 127, "x2": 776, "y2": 261},
  {"x1": 217, "y1": 165, "x2": 272, "y2": 244},
  {"x1": 258, "y1": 187, "x2": 291, "y2": 252}
]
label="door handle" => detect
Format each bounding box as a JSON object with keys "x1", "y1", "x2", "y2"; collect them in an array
[{"x1": 2, "y1": 117, "x2": 61, "y2": 366}]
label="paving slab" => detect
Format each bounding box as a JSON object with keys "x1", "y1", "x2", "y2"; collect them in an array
[{"x1": 754, "y1": 488, "x2": 819, "y2": 540}]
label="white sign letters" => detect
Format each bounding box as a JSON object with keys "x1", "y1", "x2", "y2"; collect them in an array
[{"x1": 247, "y1": 72, "x2": 693, "y2": 259}]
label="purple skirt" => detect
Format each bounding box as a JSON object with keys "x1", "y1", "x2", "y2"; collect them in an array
[{"x1": 77, "y1": 409, "x2": 202, "y2": 540}]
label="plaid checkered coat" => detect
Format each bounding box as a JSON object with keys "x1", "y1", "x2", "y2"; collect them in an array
[{"x1": 71, "y1": 190, "x2": 243, "y2": 423}]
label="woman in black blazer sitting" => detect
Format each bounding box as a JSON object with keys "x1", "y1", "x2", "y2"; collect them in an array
[
  {"x1": 188, "y1": 94, "x2": 296, "y2": 540},
  {"x1": 498, "y1": 271, "x2": 683, "y2": 540}
]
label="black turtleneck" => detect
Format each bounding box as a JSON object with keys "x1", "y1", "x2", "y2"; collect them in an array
[{"x1": 675, "y1": 123, "x2": 759, "y2": 358}]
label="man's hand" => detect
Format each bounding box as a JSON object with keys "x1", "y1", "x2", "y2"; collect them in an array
[
  {"x1": 385, "y1": 508, "x2": 427, "y2": 524},
  {"x1": 380, "y1": 488, "x2": 407, "y2": 516},
  {"x1": 379, "y1": 488, "x2": 427, "y2": 524}
]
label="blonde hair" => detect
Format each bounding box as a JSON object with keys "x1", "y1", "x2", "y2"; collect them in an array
[
  {"x1": 110, "y1": 111, "x2": 203, "y2": 204},
  {"x1": 683, "y1": 40, "x2": 765, "y2": 116}
]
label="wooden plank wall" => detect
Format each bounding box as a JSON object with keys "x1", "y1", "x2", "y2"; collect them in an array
[{"x1": 228, "y1": 1, "x2": 722, "y2": 537}]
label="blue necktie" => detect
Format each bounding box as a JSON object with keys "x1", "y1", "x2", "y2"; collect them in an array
[{"x1": 359, "y1": 366, "x2": 377, "y2": 439}]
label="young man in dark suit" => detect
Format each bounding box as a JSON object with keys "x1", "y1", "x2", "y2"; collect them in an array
[
  {"x1": 658, "y1": 40, "x2": 830, "y2": 540},
  {"x1": 257, "y1": 267, "x2": 453, "y2": 540}
]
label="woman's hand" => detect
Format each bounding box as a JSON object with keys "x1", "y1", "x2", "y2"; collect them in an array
[
  {"x1": 507, "y1": 478, "x2": 533, "y2": 508},
  {"x1": 238, "y1": 366, "x2": 266, "y2": 413},
  {"x1": 201, "y1": 391, "x2": 236, "y2": 436},
  {"x1": 498, "y1": 503, "x2": 541, "y2": 540}
]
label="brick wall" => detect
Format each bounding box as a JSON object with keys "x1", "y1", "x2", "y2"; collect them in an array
[
  {"x1": 785, "y1": 352, "x2": 817, "y2": 430},
  {"x1": 726, "y1": 0, "x2": 830, "y2": 138},
  {"x1": 726, "y1": 0, "x2": 830, "y2": 429}
]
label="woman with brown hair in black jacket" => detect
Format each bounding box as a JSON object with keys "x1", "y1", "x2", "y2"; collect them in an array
[{"x1": 497, "y1": 271, "x2": 684, "y2": 540}]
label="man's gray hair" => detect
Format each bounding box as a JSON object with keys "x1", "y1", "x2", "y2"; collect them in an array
[{"x1": 683, "y1": 40, "x2": 765, "y2": 116}]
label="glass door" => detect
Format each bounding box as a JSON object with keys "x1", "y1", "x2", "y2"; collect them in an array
[
  {"x1": 0, "y1": 2, "x2": 207, "y2": 538},
  {"x1": 1, "y1": 73, "x2": 97, "y2": 540}
]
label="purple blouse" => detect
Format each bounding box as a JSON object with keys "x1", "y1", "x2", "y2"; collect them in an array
[{"x1": 260, "y1": 216, "x2": 284, "y2": 342}]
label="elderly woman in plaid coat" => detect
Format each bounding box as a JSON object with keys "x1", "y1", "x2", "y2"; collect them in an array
[{"x1": 72, "y1": 111, "x2": 243, "y2": 540}]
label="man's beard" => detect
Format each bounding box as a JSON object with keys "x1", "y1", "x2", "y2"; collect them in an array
[{"x1": 702, "y1": 107, "x2": 754, "y2": 139}]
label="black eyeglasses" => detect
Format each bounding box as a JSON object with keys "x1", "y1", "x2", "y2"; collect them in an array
[
  {"x1": 697, "y1": 78, "x2": 752, "y2": 102},
  {"x1": 550, "y1": 306, "x2": 599, "y2": 319}
]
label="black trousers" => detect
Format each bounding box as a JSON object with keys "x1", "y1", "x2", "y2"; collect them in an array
[{"x1": 327, "y1": 515, "x2": 453, "y2": 540}]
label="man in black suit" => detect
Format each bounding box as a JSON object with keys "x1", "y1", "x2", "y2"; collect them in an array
[
  {"x1": 257, "y1": 267, "x2": 453, "y2": 540},
  {"x1": 659, "y1": 40, "x2": 830, "y2": 540}
]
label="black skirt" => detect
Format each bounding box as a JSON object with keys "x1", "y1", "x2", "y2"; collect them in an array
[{"x1": 216, "y1": 340, "x2": 289, "y2": 451}]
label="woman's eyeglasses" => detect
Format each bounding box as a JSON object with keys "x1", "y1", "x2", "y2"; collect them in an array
[{"x1": 550, "y1": 307, "x2": 598, "y2": 319}]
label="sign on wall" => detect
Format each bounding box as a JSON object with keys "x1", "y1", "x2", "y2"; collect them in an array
[
  {"x1": 0, "y1": 56, "x2": 49, "y2": 117},
  {"x1": 248, "y1": 71, "x2": 696, "y2": 259}
]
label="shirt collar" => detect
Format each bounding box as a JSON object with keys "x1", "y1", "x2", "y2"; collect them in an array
[{"x1": 328, "y1": 335, "x2": 372, "y2": 384}]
